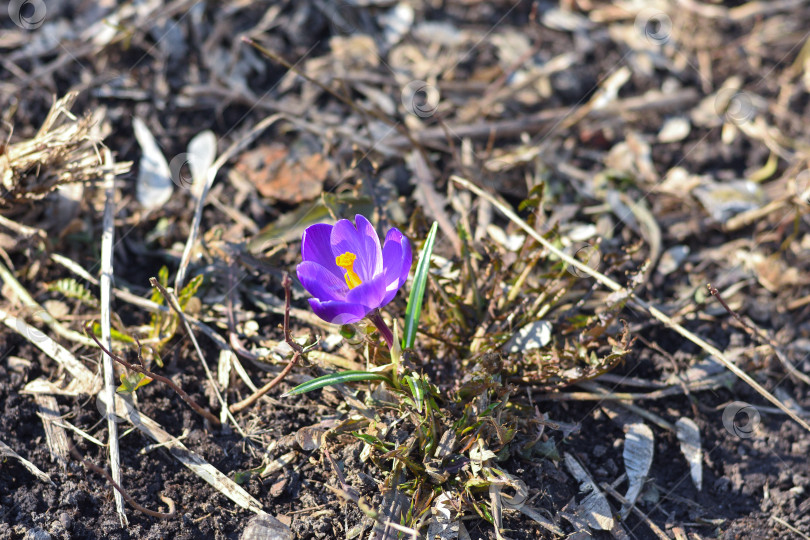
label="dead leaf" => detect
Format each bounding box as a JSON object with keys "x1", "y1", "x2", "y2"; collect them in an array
[
  {"x1": 236, "y1": 143, "x2": 329, "y2": 203},
  {"x1": 675, "y1": 417, "x2": 702, "y2": 491},
  {"x1": 744, "y1": 251, "x2": 802, "y2": 292},
  {"x1": 621, "y1": 423, "x2": 654, "y2": 518},
  {"x1": 240, "y1": 513, "x2": 293, "y2": 540},
  {"x1": 564, "y1": 452, "x2": 614, "y2": 531},
  {"x1": 693, "y1": 180, "x2": 767, "y2": 224},
  {"x1": 426, "y1": 492, "x2": 460, "y2": 540},
  {"x1": 133, "y1": 116, "x2": 173, "y2": 211}
]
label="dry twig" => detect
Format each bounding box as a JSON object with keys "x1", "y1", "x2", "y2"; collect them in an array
[
  {"x1": 68, "y1": 443, "x2": 175, "y2": 519},
  {"x1": 708, "y1": 284, "x2": 810, "y2": 386},
  {"x1": 84, "y1": 323, "x2": 221, "y2": 428},
  {"x1": 229, "y1": 274, "x2": 304, "y2": 414}
]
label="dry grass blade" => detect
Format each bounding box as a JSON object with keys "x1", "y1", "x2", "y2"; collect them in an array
[
  {"x1": 0, "y1": 439, "x2": 53, "y2": 485},
  {"x1": 709, "y1": 285, "x2": 810, "y2": 386},
  {"x1": 149, "y1": 279, "x2": 244, "y2": 434},
  {"x1": 564, "y1": 452, "x2": 614, "y2": 531},
  {"x1": 0, "y1": 307, "x2": 100, "y2": 395},
  {"x1": 99, "y1": 147, "x2": 127, "y2": 526},
  {"x1": 229, "y1": 274, "x2": 303, "y2": 413},
  {"x1": 49, "y1": 252, "x2": 239, "y2": 356},
  {"x1": 600, "y1": 481, "x2": 670, "y2": 540},
  {"x1": 34, "y1": 394, "x2": 69, "y2": 469},
  {"x1": 85, "y1": 323, "x2": 222, "y2": 428},
  {"x1": 451, "y1": 175, "x2": 810, "y2": 434},
  {"x1": 0, "y1": 260, "x2": 96, "y2": 347}
]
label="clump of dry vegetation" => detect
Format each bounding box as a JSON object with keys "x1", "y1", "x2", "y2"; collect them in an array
[{"x1": 1, "y1": 93, "x2": 130, "y2": 209}]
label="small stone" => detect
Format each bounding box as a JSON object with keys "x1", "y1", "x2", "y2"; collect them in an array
[
  {"x1": 59, "y1": 513, "x2": 72, "y2": 531},
  {"x1": 658, "y1": 245, "x2": 690, "y2": 276},
  {"x1": 269, "y1": 476, "x2": 287, "y2": 498},
  {"x1": 714, "y1": 477, "x2": 731, "y2": 492},
  {"x1": 658, "y1": 117, "x2": 691, "y2": 143},
  {"x1": 241, "y1": 514, "x2": 293, "y2": 540},
  {"x1": 25, "y1": 528, "x2": 51, "y2": 540},
  {"x1": 506, "y1": 320, "x2": 552, "y2": 353}
]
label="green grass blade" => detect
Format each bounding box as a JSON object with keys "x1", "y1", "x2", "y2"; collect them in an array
[
  {"x1": 403, "y1": 221, "x2": 438, "y2": 349},
  {"x1": 283, "y1": 370, "x2": 391, "y2": 396},
  {"x1": 404, "y1": 374, "x2": 424, "y2": 413}
]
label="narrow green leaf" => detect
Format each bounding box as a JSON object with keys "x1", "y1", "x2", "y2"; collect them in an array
[
  {"x1": 90, "y1": 322, "x2": 135, "y2": 344},
  {"x1": 352, "y1": 432, "x2": 394, "y2": 451},
  {"x1": 404, "y1": 374, "x2": 424, "y2": 413},
  {"x1": 178, "y1": 274, "x2": 203, "y2": 309},
  {"x1": 284, "y1": 370, "x2": 391, "y2": 396},
  {"x1": 403, "y1": 221, "x2": 438, "y2": 349},
  {"x1": 233, "y1": 464, "x2": 267, "y2": 485},
  {"x1": 150, "y1": 266, "x2": 169, "y2": 305}
]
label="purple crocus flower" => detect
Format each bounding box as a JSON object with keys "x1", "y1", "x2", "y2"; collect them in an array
[{"x1": 296, "y1": 215, "x2": 412, "y2": 346}]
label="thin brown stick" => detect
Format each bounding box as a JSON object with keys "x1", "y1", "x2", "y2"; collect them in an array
[
  {"x1": 708, "y1": 284, "x2": 753, "y2": 331},
  {"x1": 69, "y1": 443, "x2": 175, "y2": 519},
  {"x1": 708, "y1": 284, "x2": 810, "y2": 386},
  {"x1": 83, "y1": 323, "x2": 221, "y2": 427},
  {"x1": 599, "y1": 481, "x2": 669, "y2": 540},
  {"x1": 229, "y1": 274, "x2": 303, "y2": 414},
  {"x1": 149, "y1": 278, "x2": 242, "y2": 434}
]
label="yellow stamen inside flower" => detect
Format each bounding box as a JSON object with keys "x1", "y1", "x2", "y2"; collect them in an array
[{"x1": 335, "y1": 252, "x2": 362, "y2": 289}]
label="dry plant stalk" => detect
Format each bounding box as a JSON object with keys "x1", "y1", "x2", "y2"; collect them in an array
[
  {"x1": 84, "y1": 322, "x2": 222, "y2": 428},
  {"x1": 0, "y1": 92, "x2": 131, "y2": 208}
]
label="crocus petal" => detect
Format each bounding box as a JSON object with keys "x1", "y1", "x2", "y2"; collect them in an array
[
  {"x1": 296, "y1": 261, "x2": 349, "y2": 302},
  {"x1": 301, "y1": 223, "x2": 342, "y2": 279},
  {"x1": 308, "y1": 298, "x2": 371, "y2": 325},
  {"x1": 346, "y1": 272, "x2": 387, "y2": 309},
  {"x1": 381, "y1": 228, "x2": 412, "y2": 291},
  {"x1": 398, "y1": 232, "x2": 412, "y2": 286},
  {"x1": 330, "y1": 215, "x2": 382, "y2": 282},
  {"x1": 380, "y1": 287, "x2": 398, "y2": 308},
  {"x1": 355, "y1": 214, "x2": 383, "y2": 278}
]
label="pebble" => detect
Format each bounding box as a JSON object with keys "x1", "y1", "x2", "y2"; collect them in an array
[
  {"x1": 657, "y1": 117, "x2": 691, "y2": 143},
  {"x1": 24, "y1": 528, "x2": 51, "y2": 540},
  {"x1": 241, "y1": 514, "x2": 293, "y2": 540}
]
